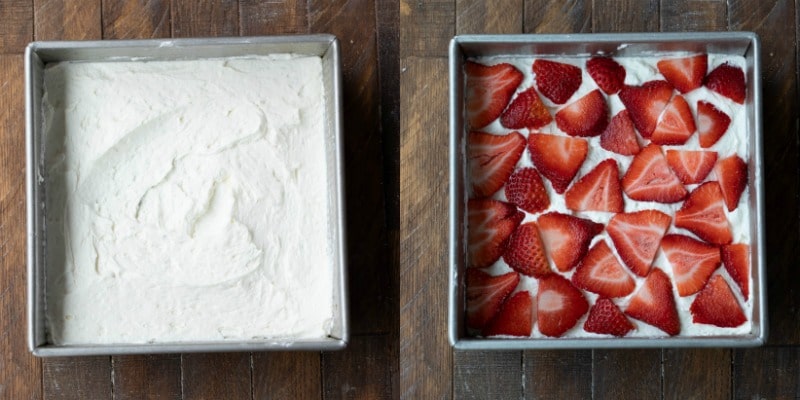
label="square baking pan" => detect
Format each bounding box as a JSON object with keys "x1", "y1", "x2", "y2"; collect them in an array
[
  {"x1": 449, "y1": 32, "x2": 766, "y2": 349},
  {"x1": 26, "y1": 35, "x2": 348, "y2": 356}
]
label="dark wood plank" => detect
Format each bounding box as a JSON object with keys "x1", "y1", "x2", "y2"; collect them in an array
[
  {"x1": 102, "y1": 0, "x2": 171, "y2": 39},
  {"x1": 239, "y1": 0, "x2": 308, "y2": 35},
  {"x1": 454, "y1": 351, "x2": 522, "y2": 399},
  {"x1": 594, "y1": 350, "x2": 662, "y2": 399},
  {"x1": 734, "y1": 347, "x2": 800, "y2": 399},
  {"x1": 592, "y1": 0, "x2": 659, "y2": 32},
  {"x1": 0, "y1": 54, "x2": 41, "y2": 400},
  {"x1": 522, "y1": 350, "x2": 592, "y2": 400},
  {"x1": 523, "y1": 0, "x2": 591, "y2": 33},
  {"x1": 33, "y1": 0, "x2": 102, "y2": 40},
  {"x1": 457, "y1": 0, "x2": 523, "y2": 34},
  {"x1": 252, "y1": 352, "x2": 320, "y2": 400},
  {"x1": 0, "y1": 0, "x2": 32, "y2": 54},
  {"x1": 42, "y1": 357, "x2": 111, "y2": 399},
  {"x1": 377, "y1": 0, "x2": 401, "y2": 233},
  {"x1": 172, "y1": 0, "x2": 239, "y2": 38},
  {"x1": 399, "y1": 56, "x2": 452, "y2": 400},
  {"x1": 729, "y1": 0, "x2": 800, "y2": 345},
  {"x1": 322, "y1": 334, "x2": 395, "y2": 400},
  {"x1": 660, "y1": 0, "x2": 728, "y2": 31},
  {"x1": 113, "y1": 355, "x2": 182, "y2": 400},
  {"x1": 399, "y1": 0, "x2": 455, "y2": 58},
  {"x1": 182, "y1": 353, "x2": 251, "y2": 400},
  {"x1": 663, "y1": 349, "x2": 731, "y2": 400}
]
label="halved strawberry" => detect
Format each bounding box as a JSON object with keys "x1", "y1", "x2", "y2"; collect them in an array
[
  {"x1": 587, "y1": 56, "x2": 626, "y2": 95},
  {"x1": 650, "y1": 95, "x2": 696, "y2": 145},
  {"x1": 555, "y1": 89, "x2": 609, "y2": 137},
  {"x1": 625, "y1": 268, "x2": 680, "y2": 336},
  {"x1": 705, "y1": 62, "x2": 746, "y2": 104},
  {"x1": 722, "y1": 243, "x2": 750, "y2": 300},
  {"x1": 584, "y1": 297, "x2": 635, "y2": 337},
  {"x1": 675, "y1": 182, "x2": 732, "y2": 245},
  {"x1": 500, "y1": 86, "x2": 553, "y2": 130},
  {"x1": 619, "y1": 80, "x2": 674, "y2": 138},
  {"x1": 607, "y1": 210, "x2": 672, "y2": 277},
  {"x1": 661, "y1": 234, "x2": 721, "y2": 297},
  {"x1": 503, "y1": 222, "x2": 551, "y2": 278},
  {"x1": 466, "y1": 269, "x2": 520, "y2": 330},
  {"x1": 537, "y1": 212, "x2": 603, "y2": 272},
  {"x1": 697, "y1": 100, "x2": 731, "y2": 148},
  {"x1": 665, "y1": 149, "x2": 718, "y2": 184},
  {"x1": 690, "y1": 274, "x2": 747, "y2": 327},
  {"x1": 565, "y1": 159, "x2": 624, "y2": 213},
  {"x1": 533, "y1": 59, "x2": 582, "y2": 104},
  {"x1": 504, "y1": 167, "x2": 550, "y2": 214},
  {"x1": 656, "y1": 54, "x2": 707, "y2": 93},
  {"x1": 572, "y1": 240, "x2": 635, "y2": 298},
  {"x1": 537, "y1": 274, "x2": 589, "y2": 337},
  {"x1": 465, "y1": 61, "x2": 524, "y2": 129},
  {"x1": 483, "y1": 290, "x2": 534, "y2": 337},
  {"x1": 468, "y1": 131, "x2": 527, "y2": 198},
  {"x1": 468, "y1": 199, "x2": 525, "y2": 268},
  {"x1": 714, "y1": 155, "x2": 748, "y2": 212},
  {"x1": 527, "y1": 133, "x2": 588, "y2": 194},
  {"x1": 621, "y1": 144, "x2": 688, "y2": 203},
  {"x1": 600, "y1": 110, "x2": 641, "y2": 156}
]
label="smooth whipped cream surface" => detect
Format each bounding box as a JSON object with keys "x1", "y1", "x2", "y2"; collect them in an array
[
  {"x1": 471, "y1": 53, "x2": 753, "y2": 338},
  {"x1": 43, "y1": 55, "x2": 335, "y2": 344}
]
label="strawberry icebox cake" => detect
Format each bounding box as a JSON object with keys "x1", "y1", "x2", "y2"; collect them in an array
[{"x1": 463, "y1": 53, "x2": 754, "y2": 339}]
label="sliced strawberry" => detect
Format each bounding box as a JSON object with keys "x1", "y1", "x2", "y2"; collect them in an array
[
  {"x1": 697, "y1": 100, "x2": 732, "y2": 148},
  {"x1": 504, "y1": 167, "x2": 550, "y2": 214},
  {"x1": 527, "y1": 133, "x2": 588, "y2": 194},
  {"x1": 500, "y1": 86, "x2": 553, "y2": 130},
  {"x1": 537, "y1": 274, "x2": 589, "y2": 337},
  {"x1": 705, "y1": 62, "x2": 746, "y2": 104},
  {"x1": 533, "y1": 59, "x2": 582, "y2": 104},
  {"x1": 722, "y1": 243, "x2": 750, "y2": 300},
  {"x1": 537, "y1": 212, "x2": 603, "y2": 272},
  {"x1": 690, "y1": 275, "x2": 747, "y2": 327},
  {"x1": 584, "y1": 297, "x2": 635, "y2": 337},
  {"x1": 587, "y1": 56, "x2": 626, "y2": 95},
  {"x1": 468, "y1": 131, "x2": 526, "y2": 198},
  {"x1": 665, "y1": 149, "x2": 718, "y2": 184},
  {"x1": 466, "y1": 269, "x2": 520, "y2": 330},
  {"x1": 600, "y1": 110, "x2": 641, "y2": 156},
  {"x1": 465, "y1": 61, "x2": 524, "y2": 129},
  {"x1": 468, "y1": 199, "x2": 525, "y2": 268},
  {"x1": 565, "y1": 159, "x2": 624, "y2": 213},
  {"x1": 483, "y1": 290, "x2": 534, "y2": 337},
  {"x1": 619, "y1": 80, "x2": 674, "y2": 138},
  {"x1": 622, "y1": 144, "x2": 688, "y2": 203},
  {"x1": 650, "y1": 95, "x2": 696, "y2": 145},
  {"x1": 661, "y1": 234, "x2": 721, "y2": 297},
  {"x1": 625, "y1": 268, "x2": 680, "y2": 336},
  {"x1": 656, "y1": 54, "x2": 707, "y2": 93},
  {"x1": 607, "y1": 210, "x2": 672, "y2": 277},
  {"x1": 555, "y1": 89, "x2": 609, "y2": 137},
  {"x1": 714, "y1": 155, "x2": 748, "y2": 212},
  {"x1": 503, "y1": 222, "x2": 552, "y2": 278},
  {"x1": 572, "y1": 240, "x2": 635, "y2": 298},
  {"x1": 675, "y1": 182, "x2": 732, "y2": 245}
]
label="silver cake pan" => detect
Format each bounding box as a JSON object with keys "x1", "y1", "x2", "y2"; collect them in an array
[
  {"x1": 449, "y1": 32, "x2": 766, "y2": 349},
  {"x1": 26, "y1": 35, "x2": 348, "y2": 356}
]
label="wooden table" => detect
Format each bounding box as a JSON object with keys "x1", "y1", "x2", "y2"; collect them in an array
[{"x1": 1, "y1": 0, "x2": 798, "y2": 399}]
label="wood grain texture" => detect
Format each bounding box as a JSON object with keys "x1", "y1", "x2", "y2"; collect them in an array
[
  {"x1": 322, "y1": 334, "x2": 395, "y2": 400},
  {"x1": 523, "y1": 350, "x2": 592, "y2": 399},
  {"x1": 457, "y1": 0, "x2": 523, "y2": 34},
  {"x1": 378, "y1": 0, "x2": 401, "y2": 232},
  {"x1": 0, "y1": 0, "x2": 32, "y2": 54},
  {"x1": 660, "y1": 0, "x2": 728, "y2": 31},
  {"x1": 113, "y1": 355, "x2": 182, "y2": 400},
  {"x1": 102, "y1": 0, "x2": 171, "y2": 39},
  {"x1": 42, "y1": 357, "x2": 111, "y2": 399},
  {"x1": 663, "y1": 349, "x2": 731, "y2": 400},
  {"x1": 593, "y1": 350, "x2": 662, "y2": 399},
  {"x1": 454, "y1": 351, "x2": 522, "y2": 399},
  {"x1": 399, "y1": 56, "x2": 451, "y2": 400},
  {"x1": 252, "y1": 352, "x2": 320, "y2": 400},
  {"x1": 171, "y1": 0, "x2": 239, "y2": 38},
  {"x1": 592, "y1": 0, "x2": 659, "y2": 32},
  {"x1": 524, "y1": 0, "x2": 591, "y2": 33},
  {"x1": 734, "y1": 347, "x2": 800, "y2": 399},
  {"x1": 239, "y1": 0, "x2": 308, "y2": 35},
  {"x1": 181, "y1": 353, "x2": 251, "y2": 400},
  {"x1": 0, "y1": 54, "x2": 41, "y2": 400},
  {"x1": 33, "y1": 0, "x2": 102, "y2": 40},
  {"x1": 399, "y1": 0, "x2": 455, "y2": 58}
]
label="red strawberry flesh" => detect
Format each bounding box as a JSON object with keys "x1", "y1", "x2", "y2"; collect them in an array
[
  {"x1": 650, "y1": 95, "x2": 697, "y2": 145},
  {"x1": 661, "y1": 234, "x2": 722, "y2": 297},
  {"x1": 572, "y1": 240, "x2": 635, "y2": 298},
  {"x1": 584, "y1": 297, "x2": 635, "y2": 337},
  {"x1": 528, "y1": 133, "x2": 588, "y2": 194},
  {"x1": 625, "y1": 268, "x2": 681, "y2": 336},
  {"x1": 555, "y1": 89, "x2": 609, "y2": 137},
  {"x1": 665, "y1": 149, "x2": 718, "y2": 185},
  {"x1": 674, "y1": 182, "x2": 732, "y2": 245},
  {"x1": 565, "y1": 159, "x2": 624, "y2": 213},
  {"x1": 504, "y1": 167, "x2": 550, "y2": 214},
  {"x1": 468, "y1": 199, "x2": 525, "y2": 268},
  {"x1": 690, "y1": 275, "x2": 747, "y2": 327},
  {"x1": 468, "y1": 131, "x2": 526, "y2": 198},
  {"x1": 537, "y1": 212, "x2": 603, "y2": 272},
  {"x1": 619, "y1": 80, "x2": 674, "y2": 138},
  {"x1": 656, "y1": 54, "x2": 707, "y2": 94},
  {"x1": 501, "y1": 86, "x2": 553, "y2": 130},
  {"x1": 465, "y1": 61, "x2": 524, "y2": 129},
  {"x1": 587, "y1": 56, "x2": 626, "y2": 95},
  {"x1": 533, "y1": 59, "x2": 582, "y2": 104},
  {"x1": 600, "y1": 110, "x2": 641, "y2": 156},
  {"x1": 697, "y1": 100, "x2": 731, "y2": 148},
  {"x1": 503, "y1": 222, "x2": 552, "y2": 278},
  {"x1": 714, "y1": 155, "x2": 748, "y2": 212},
  {"x1": 622, "y1": 144, "x2": 688, "y2": 203},
  {"x1": 607, "y1": 210, "x2": 672, "y2": 277},
  {"x1": 722, "y1": 243, "x2": 750, "y2": 300},
  {"x1": 537, "y1": 274, "x2": 589, "y2": 337},
  {"x1": 483, "y1": 290, "x2": 534, "y2": 337},
  {"x1": 705, "y1": 62, "x2": 746, "y2": 104},
  {"x1": 466, "y1": 269, "x2": 520, "y2": 330}
]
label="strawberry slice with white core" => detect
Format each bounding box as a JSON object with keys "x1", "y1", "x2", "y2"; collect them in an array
[
  {"x1": 466, "y1": 269, "x2": 520, "y2": 330},
  {"x1": 584, "y1": 297, "x2": 635, "y2": 337},
  {"x1": 618, "y1": 80, "x2": 674, "y2": 138},
  {"x1": 722, "y1": 243, "x2": 750, "y2": 300},
  {"x1": 503, "y1": 222, "x2": 552, "y2": 278},
  {"x1": 697, "y1": 100, "x2": 732, "y2": 148},
  {"x1": 465, "y1": 61, "x2": 524, "y2": 129},
  {"x1": 622, "y1": 144, "x2": 688, "y2": 203},
  {"x1": 572, "y1": 240, "x2": 635, "y2": 298},
  {"x1": 656, "y1": 54, "x2": 708, "y2": 94},
  {"x1": 705, "y1": 62, "x2": 746, "y2": 104},
  {"x1": 504, "y1": 167, "x2": 550, "y2": 214},
  {"x1": 625, "y1": 268, "x2": 681, "y2": 336},
  {"x1": 483, "y1": 290, "x2": 534, "y2": 337},
  {"x1": 555, "y1": 89, "x2": 609, "y2": 137},
  {"x1": 500, "y1": 86, "x2": 553, "y2": 130},
  {"x1": 675, "y1": 181, "x2": 732, "y2": 245},
  {"x1": 607, "y1": 210, "x2": 672, "y2": 277},
  {"x1": 533, "y1": 59, "x2": 582, "y2": 104},
  {"x1": 587, "y1": 56, "x2": 626, "y2": 95},
  {"x1": 537, "y1": 274, "x2": 589, "y2": 337},
  {"x1": 527, "y1": 133, "x2": 588, "y2": 194},
  {"x1": 661, "y1": 234, "x2": 722, "y2": 297},
  {"x1": 537, "y1": 212, "x2": 603, "y2": 272},
  {"x1": 690, "y1": 275, "x2": 747, "y2": 327},
  {"x1": 468, "y1": 199, "x2": 524, "y2": 268},
  {"x1": 665, "y1": 149, "x2": 718, "y2": 184},
  {"x1": 650, "y1": 95, "x2": 697, "y2": 145},
  {"x1": 468, "y1": 131, "x2": 526, "y2": 198},
  {"x1": 600, "y1": 110, "x2": 641, "y2": 156},
  {"x1": 714, "y1": 155, "x2": 748, "y2": 212},
  {"x1": 565, "y1": 159, "x2": 624, "y2": 213}
]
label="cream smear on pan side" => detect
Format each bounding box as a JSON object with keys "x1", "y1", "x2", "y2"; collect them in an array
[{"x1": 43, "y1": 55, "x2": 334, "y2": 344}]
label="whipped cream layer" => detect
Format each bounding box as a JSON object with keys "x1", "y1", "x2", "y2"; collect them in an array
[
  {"x1": 472, "y1": 53, "x2": 752, "y2": 338},
  {"x1": 43, "y1": 55, "x2": 334, "y2": 344}
]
